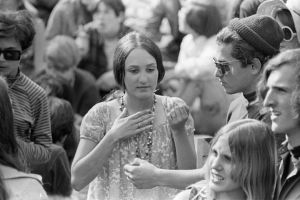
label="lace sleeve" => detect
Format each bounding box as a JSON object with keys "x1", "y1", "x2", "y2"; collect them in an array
[{"x1": 80, "y1": 102, "x2": 110, "y2": 143}]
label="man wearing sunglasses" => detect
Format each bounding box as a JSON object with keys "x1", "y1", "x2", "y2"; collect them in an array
[
  {"x1": 257, "y1": 0, "x2": 300, "y2": 51},
  {"x1": 0, "y1": 10, "x2": 52, "y2": 171},
  {"x1": 214, "y1": 14, "x2": 284, "y2": 124}
]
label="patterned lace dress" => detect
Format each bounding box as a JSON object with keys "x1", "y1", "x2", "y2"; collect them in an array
[{"x1": 80, "y1": 95, "x2": 194, "y2": 200}]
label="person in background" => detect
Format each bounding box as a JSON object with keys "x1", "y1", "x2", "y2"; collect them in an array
[
  {"x1": 0, "y1": 76, "x2": 48, "y2": 200},
  {"x1": 239, "y1": 0, "x2": 267, "y2": 18},
  {"x1": 26, "y1": 0, "x2": 60, "y2": 25},
  {"x1": 71, "y1": 31, "x2": 196, "y2": 200},
  {"x1": 44, "y1": 35, "x2": 100, "y2": 117},
  {"x1": 33, "y1": 73, "x2": 80, "y2": 163},
  {"x1": 257, "y1": 0, "x2": 300, "y2": 51},
  {"x1": 76, "y1": 0, "x2": 130, "y2": 98},
  {"x1": 45, "y1": 0, "x2": 99, "y2": 40},
  {"x1": 122, "y1": 0, "x2": 181, "y2": 44},
  {"x1": 0, "y1": 0, "x2": 46, "y2": 79},
  {"x1": 174, "y1": 119, "x2": 277, "y2": 200},
  {"x1": 169, "y1": 0, "x2": 231, "y2": 136},
  {"x1": 34, "y1": 96, "x2": 73, "y2": 197},
  {"x1": 0, "y1": 9, "x2": 52, "y2": 171},
  {"x1": 259, "y1": 48, "x2": 300, "y2": 200}
]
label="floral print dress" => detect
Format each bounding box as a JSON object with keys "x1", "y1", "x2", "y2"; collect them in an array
[{"x1": 80, "y1": 95, "x2": 194, "y2": 200}]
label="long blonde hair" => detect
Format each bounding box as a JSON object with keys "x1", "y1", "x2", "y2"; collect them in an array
[{"x1": 208, "y1": 119, "x2": 277, "y2": 200}]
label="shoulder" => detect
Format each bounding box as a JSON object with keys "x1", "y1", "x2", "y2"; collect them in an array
[
  {"x1": 188, "y1": 180, "x2": 209, "y2": 200},
  {"x1": 17, "y1": 73, "x2": 47, "y2": 99},
  {"x1": 82, "y1": 100, "x2": 117, "y2": 122},
  {"x1": 228, "y1": 94, "x2": 247, "y2": 110}
]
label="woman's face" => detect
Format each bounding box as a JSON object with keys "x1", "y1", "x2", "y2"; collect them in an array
[
  {"x1": 124, "y1": 48, "x2": 158, "y2": 99},
  {"x1": 0, "y1": 37, "x2": 21, "y2": 77},
  {"x1": 208, "y1": 135, "x2": 242, "y2": 196},
  {"x1": 93, "y1": 2, "x2": 123, "y2": 37}
]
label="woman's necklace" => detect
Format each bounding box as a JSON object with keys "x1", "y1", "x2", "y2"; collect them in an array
[{"x1": 120, "y1": 95, "x2": 156, "y2": 162}]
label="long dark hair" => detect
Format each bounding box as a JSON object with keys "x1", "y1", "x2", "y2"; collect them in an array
[{"x1": 0, "y1": 76, "x2": 23, "y2": 169}]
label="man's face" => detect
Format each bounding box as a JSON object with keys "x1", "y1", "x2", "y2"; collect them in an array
[
  {"x1": 214, "y1": 43, "x2": 254, "y2": 94},
  {"x1": 263, "y1": 64, "x2": 300, "y2": 135}
]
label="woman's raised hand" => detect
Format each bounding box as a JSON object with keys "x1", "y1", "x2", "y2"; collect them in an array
[
  {"x1": 167, "y1": 103, "x2": 190, "y2": 132},
  {"x1": 109, "y1": 108, "x2": 154, "y2": 141}
]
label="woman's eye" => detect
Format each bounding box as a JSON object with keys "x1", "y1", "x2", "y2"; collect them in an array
[
  {"x1": 129, "y1": 69, "x2": 139, "y2": 73},
  {"x1": 147, "y1": 68, "x2": 155, "y2": 72},
  {"x1": 223, "y1": 155, "x2": 232, "y2": 162}
]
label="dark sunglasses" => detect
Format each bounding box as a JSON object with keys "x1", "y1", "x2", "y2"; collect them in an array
[
  {"x1": 282, "y1": 26, "x2": 297, "y2": 42},
  {"x1": 213, "y1": 58, "x2": 239, "y2": 76},
  {"x1": 0, "y1": 49, "x2": 21, "y2": 61}
]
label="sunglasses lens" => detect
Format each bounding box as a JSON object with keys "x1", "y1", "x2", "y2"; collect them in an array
[
  {"x1": 282, "y1": 27, "x2": 292, "y2": 41},
  {"x1": 215, "y1": 63, "x2": 227, "y2": 75},
  {"x1": 3, "y1": 50, "x2": 21, "y2": 60}
]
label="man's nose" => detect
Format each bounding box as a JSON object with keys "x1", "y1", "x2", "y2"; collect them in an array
[{"x1": 263, "y1": 90, "x2": 275, "y2": 107}]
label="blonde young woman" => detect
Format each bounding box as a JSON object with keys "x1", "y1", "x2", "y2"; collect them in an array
[
  {"x1": 71, "y1": 32, "x2": 196, "y2": 200},
  {"x1": 174, "y1": 119, "x2": 277, "y2": 200}
]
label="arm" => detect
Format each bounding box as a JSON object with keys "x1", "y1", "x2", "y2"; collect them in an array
[
  {"x1": 71, "y1": 133, "x2": 116, "y2": 191},
  {"x1": 168, "y1": 98, "x2": 196, "y2": 169},
  {"x1": 27, "y1": 87, "x2": 52, "y2": 166},
  {"x1": 71, "y1": 107, "x2": 155, "y2": 191},
  {"x1": 124, "y1": 158, "x2": 206, "y2": 189}
]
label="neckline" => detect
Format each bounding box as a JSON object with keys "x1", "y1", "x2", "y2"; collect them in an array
[{"x1": 243, "y1": 91, "x2": 257, "y2": 103}]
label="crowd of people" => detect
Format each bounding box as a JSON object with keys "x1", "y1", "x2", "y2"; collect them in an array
[{"x1": 0, "y1": 0, "x2": 300, "y2": 200}]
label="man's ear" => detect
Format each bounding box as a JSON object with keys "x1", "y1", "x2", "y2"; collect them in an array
[{"x1": 250, "y1": 58, "x2": 262, "y2": 75}]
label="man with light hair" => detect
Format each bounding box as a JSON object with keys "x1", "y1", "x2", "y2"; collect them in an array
[{"x1": 260, "y1": 48, "x2": 300, "y2": 200}]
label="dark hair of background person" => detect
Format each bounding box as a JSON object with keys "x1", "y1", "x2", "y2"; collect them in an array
[
  {"x1": 99, "y1": 0, "x2": 125, "y2": 17},
  {"x1": 185, "y1": 2, "x2": 223, "y2": 38},
  {"x1": 48, "y1": 96, "x2": 74, "y2": 144},
  {"x1": 0, "y1": 10, "x2": 35, "y2": 51}
]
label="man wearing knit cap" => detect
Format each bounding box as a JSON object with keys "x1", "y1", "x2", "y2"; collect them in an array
[
  {"x1": 214, "y1": 14, "x2": 284, "y2": 123},
  {"x1": 257, "y1": 0, "x2": 300, "y2": 51}
]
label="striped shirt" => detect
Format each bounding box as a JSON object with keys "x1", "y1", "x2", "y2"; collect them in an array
[{"x1": 8, "y1": 72, "x2": 52, "y2": 169}]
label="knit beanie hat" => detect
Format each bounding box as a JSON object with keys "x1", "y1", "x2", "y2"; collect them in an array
[{"x1": 228, "y1": 14, "x2": 284, "y2": 56}]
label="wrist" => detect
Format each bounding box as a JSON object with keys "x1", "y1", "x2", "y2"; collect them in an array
[
  {"x1": 154, "y1": 167, "x2": 163, "y2": 186},
  {"x1": 105, "y1": 130, "x2": 120, "y2": 144}
]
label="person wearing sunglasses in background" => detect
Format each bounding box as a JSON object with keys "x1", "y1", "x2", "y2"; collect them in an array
[
  {"x1": 257, "y1": 0, "x2": 300, "y2": 51},
  {"x1": 214, "y1": 14, "x2": 283, "y2": 124},
  {"x1": 0, "y1": 10, "x2": 52, "y2": 171}
]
